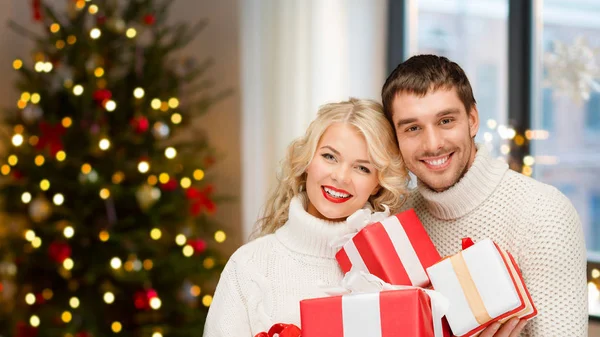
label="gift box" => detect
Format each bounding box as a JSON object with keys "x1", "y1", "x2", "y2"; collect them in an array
[
  {"x1": 300, "y1": 288, "x2": 450, "y2": 337},
  {"x1": 335, "y1": 209, "x2": 440, "y2": 287},
  {"x1": 426, "y1": 238, "x2": 537, "y2": 337}
]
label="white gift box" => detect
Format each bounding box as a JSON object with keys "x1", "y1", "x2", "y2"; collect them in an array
[{"x1": 426, "y1": 239, "x2": 537, "y2": 337}]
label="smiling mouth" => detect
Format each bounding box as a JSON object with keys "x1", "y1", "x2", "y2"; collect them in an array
[
  {"x1": 421, "y1": 153, "x2": 453, "y2": 170},
  {"x1": 321, "y1": 186, "x2": 352, "y2": 203}
]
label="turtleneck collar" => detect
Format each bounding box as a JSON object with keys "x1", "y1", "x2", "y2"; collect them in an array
[
  {"x1": 274, "y1": 193, "x2": 358, "y2": 258},
  {"x1": 417, "y1": 144, "x2": 509, "y2": 220}
]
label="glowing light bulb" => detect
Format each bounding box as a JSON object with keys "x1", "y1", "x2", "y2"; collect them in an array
[
  {"x1": 133, "y1": 88, "x2": 145, "y2": 98},
  {"x1": 12, "y1": 134, "x2": 24, "y2": 146},
  {"x1": 90, "y1": 28, "x2": 101, "y2": 39},
  {"x1": 99, "y1": 138, "x2": 110, "y2": 150}
]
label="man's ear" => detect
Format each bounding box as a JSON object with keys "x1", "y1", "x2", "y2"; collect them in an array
[{"x1": 468, "y1": 105, "x2": 480, "y2": 139}]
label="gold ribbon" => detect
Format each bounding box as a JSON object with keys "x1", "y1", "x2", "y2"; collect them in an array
[{"x1": 450, "y1": 252, "x2": 493, "y2": 325}]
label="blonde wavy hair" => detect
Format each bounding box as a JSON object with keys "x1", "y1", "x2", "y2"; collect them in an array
[{"x1": 254, "y1": 98, "x2": 409, "y2": 237}]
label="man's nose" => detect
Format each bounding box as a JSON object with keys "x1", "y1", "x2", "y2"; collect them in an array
[{"x1": 422, "y1": 127, "x2": 444, "y2": 154}]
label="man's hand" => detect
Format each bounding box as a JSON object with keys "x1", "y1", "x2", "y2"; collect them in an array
[{"x1": 479, "y1": 318, "x2": 527, "y2": 337}]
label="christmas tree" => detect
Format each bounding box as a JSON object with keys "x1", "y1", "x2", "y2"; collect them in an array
[{"x1": 0, "y1": 1, "x2": 229, "y2": 336}]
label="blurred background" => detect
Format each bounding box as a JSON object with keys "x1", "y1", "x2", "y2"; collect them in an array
[{"x1": 0, "y1": 0, "x2": 598, "y2": 336}]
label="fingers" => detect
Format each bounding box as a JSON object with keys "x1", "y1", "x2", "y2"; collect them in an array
[
  {"x1": 508, "y1": 319, "x2": 527, "y2": 337},
  {"x1": 479, "y1": 318, "x2": 520, "y2": 337}
]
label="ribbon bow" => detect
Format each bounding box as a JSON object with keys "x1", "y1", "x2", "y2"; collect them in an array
[
  {"x1": 323, "y1": 268, "x2": 449, "y2": 337},
  {"x1": 254, "y1": 323, "x2": 301, "y2": 337},
  {"x1": 185, "y1": 185, "x2": 216, "y2": 216},
  {"x1": 329, "y1": 205, "x2": 390, "y2": 250}
]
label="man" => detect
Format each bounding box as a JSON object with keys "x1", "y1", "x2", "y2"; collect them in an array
[{"x1": 382, "y1": 55, "x2": 587, "y2": 337}]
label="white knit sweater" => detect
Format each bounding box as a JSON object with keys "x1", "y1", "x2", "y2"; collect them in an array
[
  {"x1": 203, "y1": 194, "x2": 356, "y2": 337},
  {"x1": 401, "y1": 145, "x2": 588, "y2": 337}
]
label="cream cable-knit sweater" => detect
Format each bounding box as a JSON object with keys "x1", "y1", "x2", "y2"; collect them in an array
[
  {"x1": 203, "y1": 194, "x2": 356, "y2": 337},
  {"x1": 401, "y1": 145, "x2": 588, "y2": 337}
]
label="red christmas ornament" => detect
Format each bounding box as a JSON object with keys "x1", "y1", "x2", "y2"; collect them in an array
[
  {"x1": 15, "y1": 321, "x2": 38, "y2": 337},
  {"x1": 93, "y1": 89, "x2": 112, "y2": 106},
  {"x1": 133, "y1": 288, "x2": 157, "y2": 310},
  {"x1": 12, "y1": 170, "x2": 24, "y2": 181},
  {"x1": 48, "y1": 241, "x2": 71, "y2": 263},
  {"x1": 36, "y1": 121, "x2": 66, "y2": 156},
  {"x1": 130, "y1": 116, "x2": 149, "y2": 133},
  {"x1": 32, "y1": 0, "x2": 42, "y2": 22},
  {"x1": 185, "y1": 185, "x2": 216, "y2": 216},
  {"x1": 35, "y1": 293, "x2": 45, "y2": 305},
  {"x1": 143, "y1": 14, "x2": 156, "y2": 25},
  {"x1": 160, "y1": 178, "x2": 178, "y2": 191},
  {"x1": 187, "y1": 238, "x2": 207, "y2": 254},
  {"x1": 96, "y1": 15, "x2": 107, "y2": 25}
]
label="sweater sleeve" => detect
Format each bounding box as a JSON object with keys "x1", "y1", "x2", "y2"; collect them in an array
[
  {"x1": 203, "y1": 257, "x2": 252, "y2": 337},
  {"x1": 520, "y1": 189, "x2": 588, "y2": 337}
]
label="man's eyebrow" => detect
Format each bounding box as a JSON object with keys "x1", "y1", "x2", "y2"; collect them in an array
[{"x1": 396, "y1": 108, "x2": 462, "y2": 128}]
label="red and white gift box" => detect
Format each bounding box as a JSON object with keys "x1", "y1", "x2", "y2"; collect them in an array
[
  {"x1": 300, "y1": 271, "x2": 450, "y2": 337},
  {"x1": 334, "y1": 209, "x2": 441, "y2": 287},
  {"x1": 426, "y1": 238, "x2": 537, "y2": 337}
]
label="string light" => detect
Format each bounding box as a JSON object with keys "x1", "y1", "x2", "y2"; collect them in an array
[
  {"x1": 13, "y1": 59, "x2": 23, "y2": 70},
  {"x1": 56, "y1": 150, "x2": 67, "y2": 161},
  {"x1": 25, "y1": 230, "x2": 36, "y2": 241},
  {"x1": 1, "y1": 165, "x2": 10, "y2": 175},
  {"x1": 105, "y1": 100, "x2": 117, "y2": 112},
  {"x1": 31, "y1": 93, "x2": 41, "y2": 103},
  {"x1": 193, "y1": 169, "x2": 205, "y2": 181},
  {"x1": 171, "y1": 113, "x2": 182, "y2": 124},
  {"x1": 99, "y1": 138, "x2": 111, "y2": 150},
  {"x1": 126, "y1": 28, "x2": 137, "y2": 38},
  {"x1": 160, "y1": 101, "x2": 169, "y2": 112},
  {"x1": 150, "y1": 297, "x2": 162, "y2": 309},
  {"x1": 75, "y1": 0, "x2": 85, "y2": 9},
  {"x1": 180, "y1": 177, "x2": 191, "y2": 188},
  {"x1": 8, "y1": 154, "x2": 18, "y2": 166},
  {"x1": 63, "y1": 226, "x2": 74, "y2": 238},
  {"x1": 165, "y1": 147, "x2": 177, "y2": 159},
  {"x1": 90, "y1": 28, "x2": 101, "y2": 39},
  {"x1": 30, "y1": 315, "x2": 40, "y2": 327},
  {"x1": 99, "y1": 188, "x2": 110, "y2": 199},
  {"x1": 152, "y1": 333, "x2": 163, "y2": 337},
  {"x1": 190, "y1": 285, "x2": 201, "y2": 297},
  {"x1": 61, "y1": 311, "x2": 72, "y2": 323},
  {"x1": 592, "y1": 269, "x2": 600, "y2": 279},
  {"x1": 143, "y1": 259, "x2": 153, "y2": 270},
  {"x1": 150, "y1": 228, "x2": 162, "y2": 240},
  {"x1": 73, "y1": 85, "x2": 84, "y2": 96},
  {"x1": 25, "y1": 293, "x2": 36, "y2": 305},
  {"x1": 215, "y1": 230, "x2": 226, "y2": 243},
  {"x1": 50, "y1": 23, "x2": 60, "y2": 33},
  {"x1": 17, "y1": 100, "x2": 26, "y2": 109},
  {"x1": 138, "y1": 161, "x2": 150, "y2": 173},
  {"x1": 112, "y1": 171, "x2": 125, "y2": 184},
  {"x1": 53, "y1": 193, "x2": 65, "y2": 206},
  {"x1": 159, "y1": 173, "x2": 170, "y2": 184},
  {"x1": 42, "y1": 289, "x2": 53, "y2": 300},
  {"x1": 104, "y1": 292, "x2": 115, "y2": 304},
  {"x1": 523, "y1": 155, "x2": 535, "y2": 166},
  {"x1": 111, "y1": 322, "x2": 122, "y2": 333},
  {"x1": 21, "y1": 192, "x2": 32, "y2": 204},
  {"x1": 203, "y1": 257, "x2": 215, "y2": 269},
  {"x1": 63, "y1": 258, "x2": 74, "y2": 270},
  {"x1": 94, "y1": 67, "x2": 104, "y2": 77},
  {"x1": 43, "y1": 62, "x2": 53, "y2": 73},
  {"x1": 34, "y1": 62, "x2": 44, "y2": 72},
  {"x1": 168, "y1": 98, "x2": 179, "y2": 109},
  {"x1": 31, "y1": 237, "x2": 42, "y2": 248},
  {"x1": 29, "y1": 136, "x2": 39, "y2": 146},
  {"x1": 202, "y1": 295, "x2": 213, "y2": 307},
  {"x1": 175, "y1": 234, "x2": 187, "y2": 246},
  {"x1": 35, "y1": 155, "x2": 45, "y2": 166},
  {"x1": 40, "y1": 179, "x2": 50, "y2": 191},
  {"x1": 133, "y1": 87, "x2": 145, "y2": 98},
  {"x1": 182, "y1": 245, "x2": 194, "y2": 257},
  {"x1": 62, "y1": 117, "x2": 73, "y2": 128},
  {"x1": 99, "y1": 230, "x2": 110, "y2": 242},
  {"x1": 147, "y1": 175, "x2": 158, "y2": 185},
  {"x1": 110, "y1": 257, "x2": 122, "y2": 269},
  {"x1": 150, "y1": 99, "x2": 161, "y2": 110},
  {"x1": 12, "y1": 134, "x2": 23, "y2": 146},
  {"x1": 67, "y1": 35, "x2": 77, "y2": 45},
  {"x1": 89, "y1": 4, "x2": 99, "y2": 14}
]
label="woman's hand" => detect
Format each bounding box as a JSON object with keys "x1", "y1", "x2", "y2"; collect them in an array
[{"x1": 479, "y1": 318, "x2": 527, "y2": 337}]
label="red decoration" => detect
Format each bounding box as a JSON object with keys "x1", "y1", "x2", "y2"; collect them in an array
[
  {"x1": 15, "y1": 321, "x2": 38, "y2": 337},
  {"x1": 143, "y1": 14, "x2": 156, "y2": 25},
  {"x1": 75, "y1": 332, "x2": 91, "y2": 337},
  {"x1": 32, "y1": 0, "x2": 42, "y2": 22},
  {"x1": 48, "y1": 241, "x2": 71, "y2": 263},
  {"x1": 35, "y1": 293, "x2": 46, "y2": 305},
  {"x1": 255, "y1": 323, "x2": 301, "y2": 337},
  {"x1": 36, "y1": 121, "x2": 65, "y2": 156},
  {"x1": 130, "y1": 116, "x2": 149, "y2": 133},
  {"x1": 187, "y1": 238, "x2": 207, "y2": 254},
  {"x1": 93, "y1": 89, "x2": 112, "y2": 106},
  {"x1": 133, "y1": 289, "x2": 158, "y2": 310},
  {"x1": 160, "y1": 178, "x2": 178, "y2": 191},
  {"x1": 96, "y1": 15, "x2": 106, "y2": 26},
  {"x1": 185, "y1": 185, "x2": 216, "y2": 216}
]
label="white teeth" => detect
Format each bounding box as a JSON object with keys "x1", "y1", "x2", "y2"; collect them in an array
[
  {"x1": 323, "y1": 187, "x2": 350, "y2": 198},
  {"x1": 425, "y1": 156, "x2": 449, "y2": 166}
]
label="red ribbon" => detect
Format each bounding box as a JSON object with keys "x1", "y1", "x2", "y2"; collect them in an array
[
  {"x1": 461, "y1": 237, "x2": 475, "y2": 250},
  {"x1": 32, "y1": 0, "x2": 42, "y2": 22},
  {"x1": 36, "y1": 121, "x2": 66, "y2": 156},
  {"x1": 185, "y1": 185, "x2": 216, "y2": 216},
  {"x1": 254, "y1": 323, "x2": 301, "y2": 337}
]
